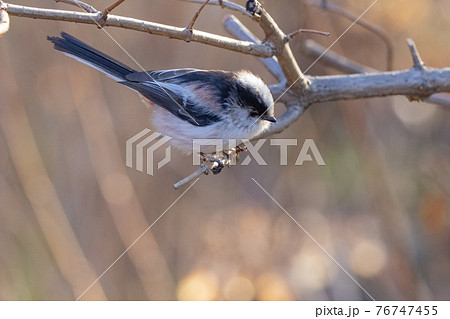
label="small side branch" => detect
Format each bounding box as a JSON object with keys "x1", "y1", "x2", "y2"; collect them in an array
[
  {"x1": 407, "y1": 38, "x2": 425, "y2": 70},
  {"x1": 55, "y1": 0, "x2": 97, "y2": 13},
  {"x1": 184, "y1": 0, "x2": 212, "y2": 42},
  {"x1": 181, "y1": 0, "x2": 251, "y2": 18},
  {"x1": 303, "y1": 39, "x2": 376, "y2": 74},
  {"x1": 284, "y1": 28, "x2": 330, "y2": 43},
  {"x1": 174, "y1": 164, "x2": 212, "y2": 189},
  {"x1": 101, "y1": 0, "x2": 125, "y2": 20},
  {"x1": 428, "y1": 94, "x2": 450, "y2": 108}
]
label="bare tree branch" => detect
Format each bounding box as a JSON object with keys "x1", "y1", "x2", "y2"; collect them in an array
[
  {"x1": 4, "y1": 3, "x2": 275, "y2": 58},
  {"x1": 306, "y1": 67, "x2": 450, "y2": 104},
  {"x1": 174, "y1": 6, "x2": 450, "y2": 187},
  {"x1": 303, "y1": 39, "x2": 450, "y2": 108},
  {"x1": 303, "y1": 39, "x2": 449, "y2": 104}
]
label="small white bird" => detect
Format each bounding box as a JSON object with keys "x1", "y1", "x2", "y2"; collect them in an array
[{"x1": 48, "y1": 32, "x2": 277, "y2": 153}]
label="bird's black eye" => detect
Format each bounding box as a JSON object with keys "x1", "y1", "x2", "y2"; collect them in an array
[{"x1": 250, "y1": 110, "x2": 259, "y2": 117}]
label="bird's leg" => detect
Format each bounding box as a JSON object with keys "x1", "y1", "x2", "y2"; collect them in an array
[
  {"x1": 199, "y1": 151, "x2": 223, "y2": 174},
  {"x1": 199, "y1": 145, "x2": 248, "y2": 175}
]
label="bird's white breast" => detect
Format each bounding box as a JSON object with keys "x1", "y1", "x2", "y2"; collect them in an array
[{"x1": 151, "y1": 107, "x2": 270, "y2": 154}]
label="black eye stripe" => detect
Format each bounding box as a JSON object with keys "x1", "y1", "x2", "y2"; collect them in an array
[{"x1": 236, "y1": 83, "x2": 269, "y2": 116}]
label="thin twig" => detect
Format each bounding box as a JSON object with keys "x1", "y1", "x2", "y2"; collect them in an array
[
  {"x1": 303, "y1": 39, "x2": 376, "y2": 73},
  {"x1": 5, "y1": 3, "x2": 275, "y2": 58},
  {"x1": 407, "y1": 38, "x2": 425, "y2": 70},
  {"x1": 309, "y1": 0, "x2": 395, "y2": 71},
  {"x1": 55, "y1": 0, "x2": 97, "y2": 13},
  {"x1": 180, "y1": 0, "x2": 252, "y2": 18},
  {"x1": 406, "y1": 38, "x2": 426, "y2": 101},
  {"x1": 184, "y1": 0, "x2": 211, "y2": 42},
  {"x1": 284, "y1": 28, "x2": 330, "y2": 43},
  {"x1": 101, "y1": 0, "x2": 125, "y2": 20},
  {"x1": 174, "y1": 163, "x2": 216, "y2": 189},
  {"x1": 428, "y1": 94, "x2": 450, "y2": 108}
]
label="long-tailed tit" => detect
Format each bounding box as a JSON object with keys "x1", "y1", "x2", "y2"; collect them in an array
[{"x1": 48, "y1": 32, "x2": 277, "y2": 153}]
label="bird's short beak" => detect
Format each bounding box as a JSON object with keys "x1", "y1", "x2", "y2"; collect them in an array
[{"x1": 262, "y1": 115, "x2": 278, "y2": 123}]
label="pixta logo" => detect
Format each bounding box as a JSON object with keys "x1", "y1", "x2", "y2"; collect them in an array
[
  {"x1": 126, "y1": 129, "x2": 171, "y2": 176},
  {"x1": 126, "y1": 129, "x2": 326, "y2": 176}
]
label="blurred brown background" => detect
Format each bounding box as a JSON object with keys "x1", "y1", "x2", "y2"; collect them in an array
[{"x1": 0, "y1": 0, "x2": 449, "y2": 300}]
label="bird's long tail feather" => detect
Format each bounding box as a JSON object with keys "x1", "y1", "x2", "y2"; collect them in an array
[{"x1": 47, "y1": 32, "x2": 135, "y2": 81}]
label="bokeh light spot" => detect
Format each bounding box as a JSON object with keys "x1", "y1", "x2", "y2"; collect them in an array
[
  {"x1": 350, "y1": 239, "x2": 387, "y2": 278},
  {"x1": 255, "y1": 273, "x2": 294, "y2": 301},
  {"x1": 177, "y1": 270, "x2": 219, "y2": 301},
  {"x1": 224, "y1": 276, "x2": 254, "y2": 301}
]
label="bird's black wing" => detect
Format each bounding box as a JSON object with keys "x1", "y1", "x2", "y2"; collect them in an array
[
  {"x1": 48, "y1": 33, "x2": 218, "y2": 126},
  {"x1": 123, "y1": 80, "x2": 220, "y2": 127}
]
